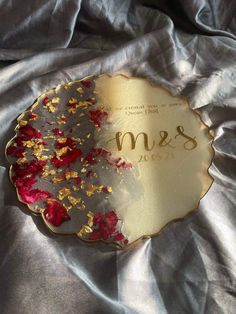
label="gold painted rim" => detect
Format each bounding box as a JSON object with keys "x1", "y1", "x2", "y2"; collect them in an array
[{"x1": 5, "y1": 73, "x2": 215, "y2": 249}]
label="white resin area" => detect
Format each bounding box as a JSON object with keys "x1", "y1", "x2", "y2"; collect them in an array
[{"x1": 95, "y1": 75, "x2": 213, "y2": 243}]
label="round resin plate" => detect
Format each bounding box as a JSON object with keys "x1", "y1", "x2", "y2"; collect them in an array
[{"x1": 6, "y1": 75, "x2": 214, "y2": 248}]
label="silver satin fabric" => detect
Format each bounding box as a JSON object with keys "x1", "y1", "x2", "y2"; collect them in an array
[{"x1": 0, "y1": 1, "x2": 236, "y2": 313}]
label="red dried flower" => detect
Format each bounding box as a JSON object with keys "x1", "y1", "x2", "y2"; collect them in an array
[
  {"x1": 44, "y1": 199, "x2": 71, "y2": 226},
  {"x1": 89, "y1": 109, "x2": 108, "y2": 127},
  {"x1": 51, "y1": 148, "x2": 82, "y2": 168},
  {"x1": 89, "y1": 210, "x2": 124, "y2": 242},
  {"x1": 81, "y1": 80, "x2": 92, "y2": 88},
  {"x1": 19, "y1": 124, "x2": 41, "y2": 139},
  {"x1": 6, "y1": 145, "x2": 25, "y2": 158},
  {"x1": 12, "y1": 160, "x2": 46, "y2": 178},
  {"x1": 43, "y1": 96, "x2": 49, "y2": 105},
  {"x1": 76, "y1": 176, "x2": 81, "y2": 185},
  {"x1": 85, "y1": 151, "x2": 98, "y2": 164},
  {"x1": 15, "y1": 176, "x2": 37, "y2": 189},
  {"x1": 14, "y1": 136, "x2": 25, "y2": 146},
  {"x1": 18, "y1": 187, "x2": 51, "y2": 204},
  {"x1": 88, "y1": 229, "x2": 101, "y2": 240},
  {"x1": 105, "y1": 210, "x2": 118, "y2": 231},
  {"x1": 114, "y1": 233, "x2": 124, "y2": 241},
  {"x1": 94, "y1": 212, "x2": 103, "y2": 224},
  {"x1": 28, "y1": 113, "x2": 37, "y2": 120},
  {"x1": 52, "y1": 128, "x2": 64, "y2": 136}
]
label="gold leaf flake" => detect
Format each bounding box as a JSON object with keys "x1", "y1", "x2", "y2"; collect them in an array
[
  {"x1": 86, "y1": 184, "x2": 97, "y2": 197},
  {"x1": 68, "y1": 107, "x2": 77, "y2": 114},
  {"x1": 65, "y1": 170, "x2": 78, "y2": 180},
  {"x1": 71, "y1": 137, "x2": 82, "y2": 143},
  {"x1": 68, "y1": 195, "x2": 81, "y2": 206},
  {"x1": 77, "y1": 225, "x2": 93, "y2": 237},
  {"x1": 57, "y1": 114, "x2": 67, "y2": 124},
  {"x1": 87, "y1": 211, "x2": 94, "y2": 227},
  {"x1": 76, "y1": 87, "x2": 84, "y2": 94},
  {"x1": 23, "y1": 140, "x2": 35, "y2": 148},
  {"x1": 52, "y1": 177, "x2": 64, "y2": 183},
  {"x1": 43, "y1": 135, "x2": 55, "y2": 139},
  {"x1": 42, "y1": 167, "x2": 56, "y2": 177},
  {"x1": 16, "y1": 157, "x2": 27, "y2": 164},
  {"x1": 57, "y1": 138, "x2": 67, "y2": 143},
  {"x1": 58, "y1": 187, "x2": 71, "y2": 200},
  {"x1": 51, "y1": 97, "x2": 60, "y2": 104},
  {"x1": 107, "y1": 186, "x2": 112, "y2": 193},
  {"x1": 69, "y1": 97, "x2": 78, "y2": 104},
  {"x1": 56, "y1": 146, "x2": 71, "y2": 157},
  {"x1": 44, "y1": 101, "x2": 58, "y2": 113},
  {"x1": 72, "y1": 185, "x2": 78, "y2": 191}
]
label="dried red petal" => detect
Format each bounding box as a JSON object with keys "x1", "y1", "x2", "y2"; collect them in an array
[
  {"x1": 44, "y1": 199, "x2": 71, "y2": 226},
  {"x1": 43, "y1": 96, "x2": 49, "y2": 105},
  {"x1": 12, "y1": 160, "x2": 46, "y2": 178},
  {"x1": 14, "y1": 136, "x2": 25, "y2": 146},
  {"x1": 102, "y1": 186, "x2": 110, "y2": 193},
  {"x1": 114, "y1": 233, "x2": 124, "y2": 241},
  {"x1": 99, "y1": 222, "x2": 110, "y2": 240},
  {"x1": 94, "y1": 148, "x2": 110, "y2": 158},
  {"x1": 18, "y1": 187, "x2": 51, "y2": 204},
  {"x1": 89, "y1": 210, "x2": 123, "y2": 242},
  {"x1": 52, "y1": 128, "x2": 64, "y2": 136},
  {"x1": 28, "y1": 113, "x2": 37, "y2": 120},
  {"x1": 6, "y1": 145, "x2": 25, "y2": 158},
  {"x1": 19, "y1": 124, "x2": 41, "y2": 139},
  {"x1": 89, "y1": 229, "x2": 101, "y2": 240},
  {"x1": 85, "y1": 151, "x2": 98, "y2": 164},
  {"x1": 81, "y1": 80, "x2": 92, "y2": 88},
  {"x1": 51, "y1": 148, "x2": 82, "y2": 168},
  {"x1": 105, "y1": 210, "x2": 118, "y2": 230},
  {"x1": 85, "y1": 148, "x2": 110, "y2": 164},
  {"x1": 15, "y1": 176, "x2": 37, "y2": 189},
  {"x1": 107, "y1": 156, "x2": 132, "y2": 169},
  {"x1": 94, "y1": 212, "x2": 103, "y2": 224},
  {"x1": 76, "y1": 176, "x2": 81, "y2": 185},
  {"x1": 89, "y1": 109, "x2": 108, "y2": 127}
]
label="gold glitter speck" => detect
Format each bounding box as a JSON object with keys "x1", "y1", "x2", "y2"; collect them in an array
[{"x1": 76, "y1": 87, "x2": 84, "y2": 94}]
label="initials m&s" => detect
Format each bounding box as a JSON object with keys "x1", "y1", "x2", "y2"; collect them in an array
[{"x1": 107, "y1": 125, "x2": 197, "y2": 151}]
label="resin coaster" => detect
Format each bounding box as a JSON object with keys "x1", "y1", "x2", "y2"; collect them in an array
[{"x1": 6, "y1": 75, "x2": 214, "y2": 248}]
